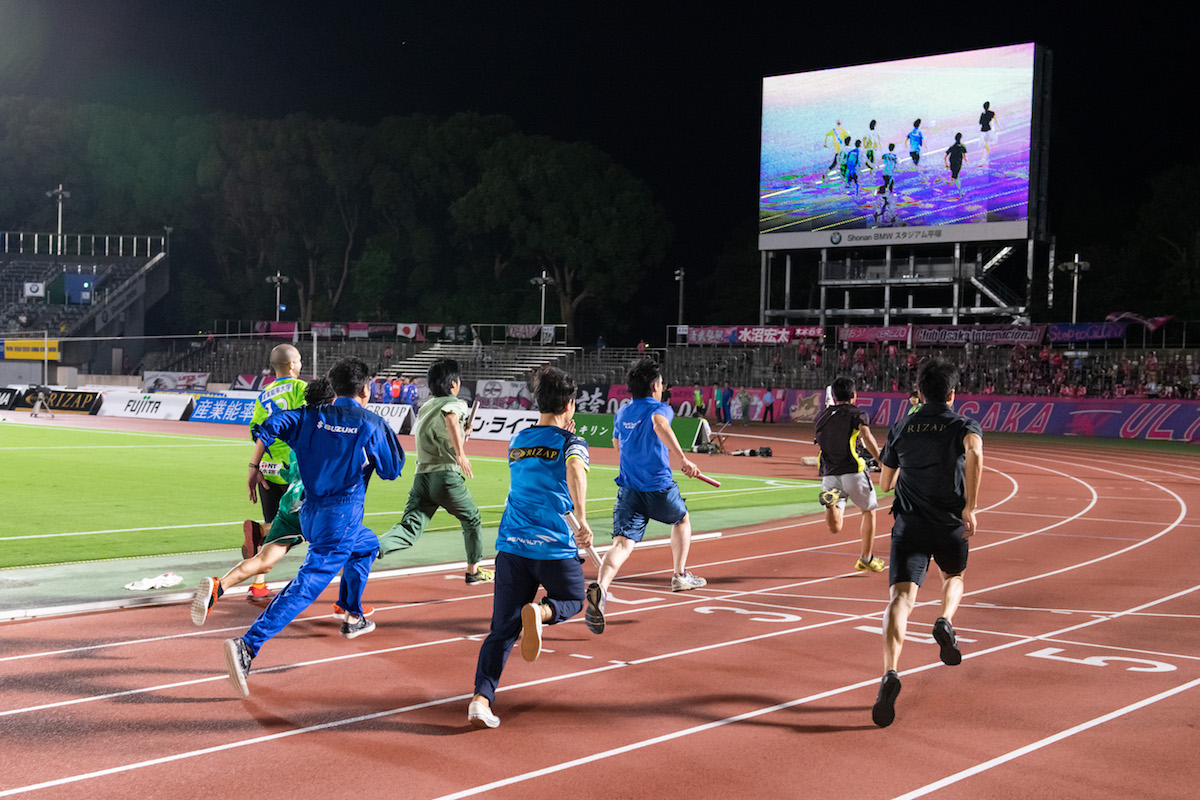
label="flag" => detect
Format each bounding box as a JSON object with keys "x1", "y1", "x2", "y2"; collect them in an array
[
  {"x1": 397, "y1": 323, "x2": 419, "y2": 339},
  {"x1": 1105, "y1": 312, "x2": 1174, "y2": 331}
]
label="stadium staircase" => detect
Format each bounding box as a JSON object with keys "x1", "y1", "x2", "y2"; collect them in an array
[{"x1": 378, "y1": 342, "x2": 581, "y2": 382}]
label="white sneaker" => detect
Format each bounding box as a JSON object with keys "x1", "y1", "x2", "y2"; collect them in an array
[
  {"x1": 520, "y1": 603, "x2": 543, "y2": 662},
  {"x1": 671, "y1": 571, "x2": 708, "y2": 592},
  {"x1": 468, "y1": 700, "x2": 500, "y2": 729}
]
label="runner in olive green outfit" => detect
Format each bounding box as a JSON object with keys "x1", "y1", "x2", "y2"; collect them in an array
[{"x1": 376, "y1": 358, "x2": 494, "y2": 584}]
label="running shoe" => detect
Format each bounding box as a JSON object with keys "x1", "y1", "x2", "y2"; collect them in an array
[
  {"x1": 224, "y1": 637, "x2": 253, "y2": 698},
  {"x1": 932, "y1": 617, "x2": 962, "y2": 666},
  {"x1": 871, "y1": 670, "x2": 901, "y2": 728},
  {"x1": 332, "y1": 603, "x2": 375, "y2": 621},
  {"x1": 465, "y1": 568, "x2": 495, "y2": 585},
  {"x1": 467, "y1": 700, "x2": 500, "y2": 730},
  {"x1": 520, "y1": 602, "x2": 543, "y2": 662},
  {"x1": 247, "y1": 583, "x2": 272, "y2": 602},
  {"x1": 585, "y1": 582, "x2": 606, "y2": 634},
  {"x1": 855, "y1": 556, "x2": 886, "y2": 573},
  {"x1": 671, "y1": 570, "x2": 708, "y2": 592},
  {"x1": 241, "y1": 520, "x2": 262, "y2": 559},
  {"x1": 818, "y1": 488, "x2": 843, "y2": 508},
  {"x1": 340, "y1": 616, "x2": 376, "y2": 640},
  {"x1": 190, "y1": 577, "x2": 222, "y2": 627}
]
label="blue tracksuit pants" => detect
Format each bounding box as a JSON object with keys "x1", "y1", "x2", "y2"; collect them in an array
[{"x1": 242, "y1": 493, "x2": 378, "y2": 656}]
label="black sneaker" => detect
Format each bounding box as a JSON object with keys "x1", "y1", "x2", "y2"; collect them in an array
[
  {"x1": 933, "y1": 617, "x2": 962, "y2": 665},
  {"x1": 465, "y1": 568, "x2": 495, "y2": 585},
  {"x1": 341, "y1": 616, "x2": 376, "y2": 639},
  {"x1": 871, "y1": 670, "x2": 901, "y2": 728},
  {"x1": 224, "y1": 637, "x2": 253, "y2": 698},
  {"x1": 585, "y1": 583, "x2": 606, "y2": 634}
]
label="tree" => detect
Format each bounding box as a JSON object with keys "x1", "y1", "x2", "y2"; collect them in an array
[{"x1": 451, "y1": 134, "x2": 671, "y2": 342}]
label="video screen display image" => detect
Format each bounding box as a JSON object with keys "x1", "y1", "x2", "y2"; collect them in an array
[{"x1": 759, "y1": 43, "x2": 1040, "y2": 250}]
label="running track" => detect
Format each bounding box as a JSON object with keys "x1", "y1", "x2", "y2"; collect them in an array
[{"x1": 1, "y1": 432, "x2": 1197, "y2": 799}]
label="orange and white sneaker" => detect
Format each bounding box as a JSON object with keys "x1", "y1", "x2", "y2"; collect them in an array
[
  {"x1": 190, "y1": 577, "x2": 223, "y2": 627},
  {"x1": 247, "y1": 583, "x2": 272, "y2": 602},
  {"x1": 332, "y1": 603, "x2": 375, "y2": 621}
]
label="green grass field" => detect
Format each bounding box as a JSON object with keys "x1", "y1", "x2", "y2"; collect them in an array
[{"x1": 0, "y1": 423, "x2": 825, "y2": 569}]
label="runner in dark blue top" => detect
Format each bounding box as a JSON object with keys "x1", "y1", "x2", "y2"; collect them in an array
[
  {"x1": 467, "y1": 366, "x2": 594, "y2": 729},
  {"x1": 588, "y1": 358, "x2": 706, "y2": 627},
  {"x1": 871, "y1": 358, "x2": 984, "y2": 727}
]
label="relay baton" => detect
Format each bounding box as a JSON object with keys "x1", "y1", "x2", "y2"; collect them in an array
[
  {"x1": 695, "y1": 472, "x2": 721, "y2": 488},
  {"x1": 463, "y1": 400, "x2": 480, "y2": 441},
  {"x1": 563, "y1": 511, "x2": 603, "y2": 568}
]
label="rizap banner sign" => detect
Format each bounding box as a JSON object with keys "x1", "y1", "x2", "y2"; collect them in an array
[{"x1": 13, "y1": 387, "x2": 102, "y2": 414}]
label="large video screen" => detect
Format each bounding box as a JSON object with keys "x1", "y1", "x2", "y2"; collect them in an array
[{"x1": 759, "y1": 43, "x2": 1041, "y2": 250}]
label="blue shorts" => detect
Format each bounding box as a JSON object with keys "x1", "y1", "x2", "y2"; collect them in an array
[{"x1": 612, "y1": 484, "x2": 688, "y2": 543}]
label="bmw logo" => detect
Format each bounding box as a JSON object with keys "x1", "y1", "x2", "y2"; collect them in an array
[{"x1": 830, "y1": 232, "x2": 842, "y2": 244}]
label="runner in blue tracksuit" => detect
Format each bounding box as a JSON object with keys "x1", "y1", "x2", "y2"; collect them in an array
[
  {"x1": 467, "y1": 366, "x2": 594, "y2": 729},
  {"x1": 223, "y1": 356, "x2": 406, "y2": 698}
]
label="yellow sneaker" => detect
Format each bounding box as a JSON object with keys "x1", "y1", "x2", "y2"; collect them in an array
[{"x1": 855, "y1": 556, "x2": 886, "y2": 573}]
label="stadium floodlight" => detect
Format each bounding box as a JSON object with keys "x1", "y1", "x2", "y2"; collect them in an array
[
  {"x1": 674, "y1": 268, "x2": 685, "y2": 326},
  {"x1": 265, "y1": 271, "x2": 290, "y2": 322},
  {"x1": 46, "y1": 184, "x2": 70, "y2": 256},
  {"x1": 1056, "y1": 254, "x2": 1090, "y2": 324},
  {"x1": 530, "y1": 271, "x2": 556, "y2": 343}
]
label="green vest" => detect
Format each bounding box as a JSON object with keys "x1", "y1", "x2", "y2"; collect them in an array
[{"x1": 251, "y1": 376, "x2": 308, "y2": 484}]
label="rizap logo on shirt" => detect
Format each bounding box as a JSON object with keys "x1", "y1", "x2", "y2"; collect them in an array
[{"x1": 317, "y1": 420, "x2": 359, "y2": 434}]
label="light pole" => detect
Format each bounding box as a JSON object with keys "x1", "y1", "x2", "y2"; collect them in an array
[
  {"x1": 46, "y1": 184, "x2": 70, "y2": 256},
  {"x1": 674, "y1": 268, "x2": 685, "y2": 328},
  {"x1": 266, "y1": 271, "x2": 290, "y2": 322},
  {"x1": 1056, "y1": 254, "x2": 1090, "y2": 324},
  {"x1": 529, "y1": 270, "x2": 556, "y2": 344}
]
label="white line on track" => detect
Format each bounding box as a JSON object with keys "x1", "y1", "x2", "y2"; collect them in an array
[{"x1": 0, "y1": 451, "x2": 1190, "y2": 797}]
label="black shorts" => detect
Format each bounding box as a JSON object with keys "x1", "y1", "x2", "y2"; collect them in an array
[{"x1": 888, "y1": 514, "x2": 968, "y2": 586}]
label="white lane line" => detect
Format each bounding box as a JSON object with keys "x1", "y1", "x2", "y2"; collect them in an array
[
  {"x1": 889, "y1": 677, "x2": 1200, "y2": 800},
  {"x1": 0, "y1": 456, "x2": 1188, "y2": 795}
]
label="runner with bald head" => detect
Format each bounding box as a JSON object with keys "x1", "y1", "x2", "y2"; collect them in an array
[{"x1": 244, "y1": 343, "x2": 307, "y2": 600}]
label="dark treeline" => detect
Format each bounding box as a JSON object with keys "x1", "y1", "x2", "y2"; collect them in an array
[{"x1": 0, "y1": 97, "x2": 671, "y2": 342}]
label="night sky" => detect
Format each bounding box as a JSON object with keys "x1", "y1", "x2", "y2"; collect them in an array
[{"x1": 0, "y1": 1, "x2": 1185, "y2": 322}]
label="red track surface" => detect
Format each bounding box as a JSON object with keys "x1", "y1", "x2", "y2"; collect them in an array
[{"x1": 2, "y1": 428, "x2": 1198, "y2": 799}]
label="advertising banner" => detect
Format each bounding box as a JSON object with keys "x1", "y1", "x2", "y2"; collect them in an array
[
  {"x1": 365, "y1": 402, "x2": 414, "y2": 435},
  {"x1": 571, "y1": 413, "x2": 702, "y2": 450},
  {"x1": 686, "y1": 325, "x2": 823, "y2": 346},
  {"x1": 912, "y1": 325, "x2": 1046, "y2": 347},
  {"x1": 474, "y1": 379, "x2": 533, "y2": 410},
  {"x1": 97, "y1": 392, "x2": 194, "y2": 420},
  {"x1": 854, "y1": 392, "x2": 1200, "y2": 442},
  {"x1": 0, "y1": 386, "x2": 18, "y2": 410},
  {"x1": 11, "y1": 387, "x2": 101, "y2": 414},
  {"x1": 467, "y1": 407, "x2": 541, "y2": 441},
  {"x1": 1046, "y1": 322, "x2": 1128, "y2": 343},
  {"x1": 143, "y1": 371, "x2": 211, "y2": 392},
  {"x1": 837, "y1": 325, "x2": 911, "y2": 343},
  {"x1": 188, "y1": 396, "x2": 257, "y2": 424},
  {"x1": 3, "y1": 339, "x2": 59, "y2": 360},
  {"x1": 23, "y1": 282, "x2": 45, "y2": 298}
]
